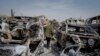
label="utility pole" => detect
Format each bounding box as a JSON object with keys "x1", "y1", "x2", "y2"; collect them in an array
[{"x1": 11, "y1": 9, "x2": 14, "y2": 18}]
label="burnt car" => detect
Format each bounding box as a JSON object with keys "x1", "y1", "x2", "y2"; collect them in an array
[
  {"x1": 60, "y1": 24, "x2": 100, "y2": 56},
  {"x1": 0, "y1": 16, "x2": 45, "y2": 56},
  {"x1": 86, "y1": 15, "x2": 100, "y2": 35},
  {"x1": 0, "y1": 44, "x2": 28, "y2": 56}
]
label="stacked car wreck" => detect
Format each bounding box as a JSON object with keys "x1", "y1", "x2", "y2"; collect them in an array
[
  {"x1": 0, "y1": 15, "x2": 45, "y2": 56},
  {"x1": 0, "y1": 14, "x2": 100, "y2": 56},
  {"x1": 59, "y1": 17, "x2": 100, "y2": 56}
]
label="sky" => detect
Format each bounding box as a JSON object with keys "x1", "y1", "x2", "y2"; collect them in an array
[{"x1": 0, "y1": 0, "x2": 100, "y2": 21}]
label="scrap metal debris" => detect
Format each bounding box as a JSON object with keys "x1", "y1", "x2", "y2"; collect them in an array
[{"x1": 0, "y1": 11, "x2": 100, "y2": 56}]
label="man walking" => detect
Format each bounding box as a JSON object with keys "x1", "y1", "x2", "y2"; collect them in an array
[{"x1": 43, "y1": 19, "x2": 53, "y2": 49}]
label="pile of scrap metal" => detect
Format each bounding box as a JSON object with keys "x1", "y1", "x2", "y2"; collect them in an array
[
  {"x1": 56, "y1": 23, "x2": 100, "y2": 56},
  {"x1": 0, "y1": 16, "x2": 44, "y2": 56}
]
